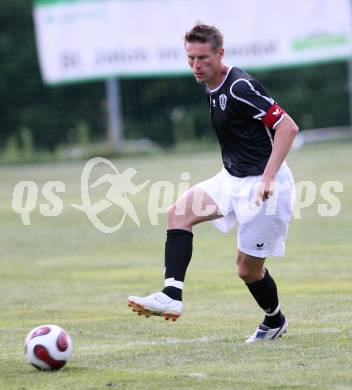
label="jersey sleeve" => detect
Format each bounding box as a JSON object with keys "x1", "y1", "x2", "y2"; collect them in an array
[{"x1": 230, "y1": 78, "x2": 285, "y2": 129}]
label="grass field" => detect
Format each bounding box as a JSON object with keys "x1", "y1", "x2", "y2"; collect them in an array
[{"x1": 0, "y1": 141, "x2": 351, "y2": 389}]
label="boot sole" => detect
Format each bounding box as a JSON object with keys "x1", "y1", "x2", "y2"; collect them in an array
[{"x1": 128, "y1": 300, "x2": 181, "y2": 322}]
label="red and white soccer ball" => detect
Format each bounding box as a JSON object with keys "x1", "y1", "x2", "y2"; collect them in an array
[{"x1": 24, "y1": 324, "x2": 73, "y2": 371}]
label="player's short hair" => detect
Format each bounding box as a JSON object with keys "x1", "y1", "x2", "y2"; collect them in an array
[{"x1": 184, "y1": 24, "x2": 224, "y2": 52}]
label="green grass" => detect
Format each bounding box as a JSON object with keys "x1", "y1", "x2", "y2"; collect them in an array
[{"x1": 0, "y1": 141, "x2": 351, "y2": 389}]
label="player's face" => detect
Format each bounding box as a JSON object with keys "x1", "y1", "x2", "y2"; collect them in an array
[{"x1": 185, "y1": 42, "x2": 224, "y2": 87}]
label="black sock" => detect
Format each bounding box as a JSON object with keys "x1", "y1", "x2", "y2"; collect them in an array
[
  {"x1": 161, "y1": 229, "x2": 193, "y2": 301},
  {"x1": 246, "y1": 269, "x2": 283, "y2": 328},
  {"x1": 162, "y1": 286, "x2": 182, "y2": 301}
]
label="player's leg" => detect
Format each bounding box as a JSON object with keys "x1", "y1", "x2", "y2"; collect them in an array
[
  {"x1": 236, "y1": 215, "x2": 289, "y2": 342},
  {"x1": 128, "y1": 187, "x2": 222, "y2": 321},
  {"x1": 162, "y1": 187, "x2": 221, "y2": 301},
  {"x1": 236, "y1": 250, "x2": 287, "y2": 342},
  {"x1": 234, "y1": 163, "x2": 294, "y2": 340}
]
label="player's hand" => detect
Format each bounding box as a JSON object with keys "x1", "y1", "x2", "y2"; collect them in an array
[{"x1": 255, "y1": 175, "x2": 275, "y2": 206}]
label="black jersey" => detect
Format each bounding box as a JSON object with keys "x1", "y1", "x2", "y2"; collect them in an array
[{"x1": 207, "y1": 66, "x2": 285, "y2": 178}]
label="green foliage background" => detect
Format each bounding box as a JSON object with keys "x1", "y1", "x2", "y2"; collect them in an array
[{"x1": 0, "y1": 1, "x2": 350, "y2": 151}]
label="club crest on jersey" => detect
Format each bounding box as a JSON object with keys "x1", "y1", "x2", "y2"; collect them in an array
[{"x1": 219, "y1": 94, "x2": 227, "y2": 111}]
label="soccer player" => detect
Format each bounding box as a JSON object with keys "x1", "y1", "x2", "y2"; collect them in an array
[{"x1": 128, "y1": 24, "x2": 298, "y2": 342}]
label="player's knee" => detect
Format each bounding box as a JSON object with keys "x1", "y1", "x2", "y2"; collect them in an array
[
  {"x1": 236, "y1": 264, "x2": 263, "y2": 284},
  {"x1": 237, "y1": 266, "x2": 253, "y2": 283},
  {"x1": 167, "y1": 203, "x2": 194, "y2": 228},
  {"x1": 167, "y1": 204, "x2": 177, "y2": 225},
  {"x1": 236, "y1": 251, "x2": 265, "y2": 283}
]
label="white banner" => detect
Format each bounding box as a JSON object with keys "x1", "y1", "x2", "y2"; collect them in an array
[{"x1": 33, "y1": 0, "x2": 352, "y2": 85}]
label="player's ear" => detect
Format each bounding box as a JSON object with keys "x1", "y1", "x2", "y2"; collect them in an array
[{"x1": 218, "y1": 48, "x2": 224, "y2": 62}]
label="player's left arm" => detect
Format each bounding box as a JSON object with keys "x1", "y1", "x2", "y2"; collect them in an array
[
  {"x1": 255, "y1": 113, "x2": 299, "y2": 205},
  {"x1": 229, "y1": 79, "x2": 299, "y2": 204}
]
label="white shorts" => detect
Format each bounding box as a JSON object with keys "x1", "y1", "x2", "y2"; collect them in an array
[{"x1": 195, "y1": 162, "x2": 295, "y2": 258}]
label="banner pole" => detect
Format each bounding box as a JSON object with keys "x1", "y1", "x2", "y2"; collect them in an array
[{"x1": 106, "y1": 78, "x2": 123, "y2": 153}]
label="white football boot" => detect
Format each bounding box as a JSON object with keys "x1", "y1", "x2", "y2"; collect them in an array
[
  {"x1": 128, "y1": 292, "x2": 183, "y2": 321},
  {"x1": 245, "y1": 316, "x2": 288, "y2": 343}
]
